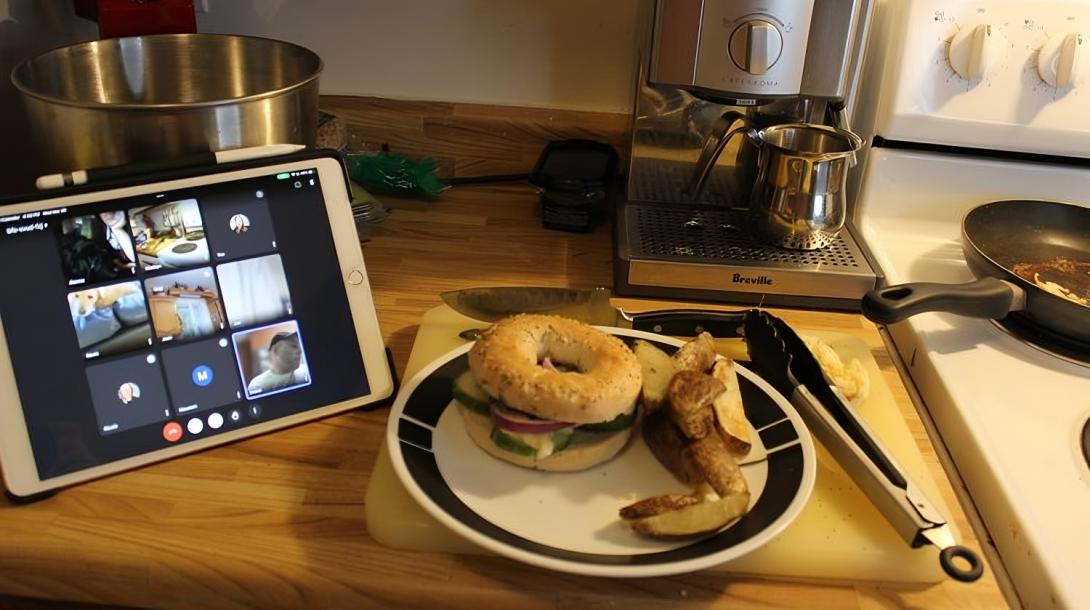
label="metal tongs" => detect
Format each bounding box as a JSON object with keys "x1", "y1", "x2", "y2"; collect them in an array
[{"x1": 743, "y1": 310, "x2": 984, "y2": 582}]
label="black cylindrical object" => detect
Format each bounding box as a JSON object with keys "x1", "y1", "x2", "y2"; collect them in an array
[{"x1": 529, "y1": 140, "x2": 618, "y2": 233}]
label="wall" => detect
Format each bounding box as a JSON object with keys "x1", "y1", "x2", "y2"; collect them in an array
[
  {"x1": 194, "y1": 0, "x2": 640, "y2": 113},
  {"x1": 0, "y1": 0, "x2": 640, "y2": 195},
  {"x1": 0, "y1": 0, "x2": 97, "y2": 194}
]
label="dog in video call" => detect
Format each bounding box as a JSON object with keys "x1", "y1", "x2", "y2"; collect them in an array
[{"x1": 69, "y1": 283, "x2": 138, "y2": 316}]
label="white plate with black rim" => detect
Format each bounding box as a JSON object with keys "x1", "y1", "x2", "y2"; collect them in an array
[{"x1": 385, "y1": 327, "x2": 816, "y2": 577}]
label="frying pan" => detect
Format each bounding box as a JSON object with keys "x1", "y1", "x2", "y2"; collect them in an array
[{"x1": 862, "y1": 200, "x2": 1090, "y2": 344}]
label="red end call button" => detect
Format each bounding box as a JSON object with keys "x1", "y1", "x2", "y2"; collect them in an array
[{"x1": 162, "y1": 422, "x2": 183, "y2": 442}]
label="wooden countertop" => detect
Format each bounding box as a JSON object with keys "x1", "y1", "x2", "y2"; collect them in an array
[{"x1": 0, "y1": 184, "x2": 1009, "y2": 610}]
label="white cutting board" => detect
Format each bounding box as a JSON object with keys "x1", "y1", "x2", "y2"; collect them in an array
[{"x1": 365, "y1": 306, "x2": 951, "y2": 583}]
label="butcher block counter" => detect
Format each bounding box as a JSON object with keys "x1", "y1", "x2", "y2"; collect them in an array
[{"x1": 0, "y1": 181, "x2": 1008, "y2": 610}]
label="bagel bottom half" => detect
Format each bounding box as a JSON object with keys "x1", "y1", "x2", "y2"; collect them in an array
[{"x1": 458, "y1": 405, "x2": 634, "y2": 472}]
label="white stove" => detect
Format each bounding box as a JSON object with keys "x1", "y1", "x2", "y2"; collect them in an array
[{"x1": 852, "y1": 2, "x2": 1090, "y2": 609}]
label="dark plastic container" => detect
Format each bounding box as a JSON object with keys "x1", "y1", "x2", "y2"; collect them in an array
[{"x1": 529, "y1": 139, "x2": 618, "y2": 233}]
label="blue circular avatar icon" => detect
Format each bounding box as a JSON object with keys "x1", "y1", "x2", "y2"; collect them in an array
[{"x1": 192, "y1": 365, "x2": 214, "y2": 387}]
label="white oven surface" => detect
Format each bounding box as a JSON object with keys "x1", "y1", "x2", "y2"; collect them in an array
[
  {"x1": 873, "y1": 0, "x2": 1090, "y2": 157},
  {"x1": 858, "y1": 148, "x2": 1090, "y2": 610}
]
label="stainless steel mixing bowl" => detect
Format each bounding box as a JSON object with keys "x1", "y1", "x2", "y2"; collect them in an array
[{"x1": 12, "y1": 33, "x2": 322, "y2": 172}]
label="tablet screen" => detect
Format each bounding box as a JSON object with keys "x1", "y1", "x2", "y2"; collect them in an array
[{"x1": 0, "y1": 168, "x2": 370, "y2": 481}]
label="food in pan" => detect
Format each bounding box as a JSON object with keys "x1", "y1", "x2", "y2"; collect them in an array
[
  {"x1": 1012, "y1": 258, "x2": 1090, "y2": 307},
  {"x1": 622, "y1": 334, "x2": 752, "y2": 538},
  {"x1": 455, "y1": 314, "x2": 642, "y2": 471}
]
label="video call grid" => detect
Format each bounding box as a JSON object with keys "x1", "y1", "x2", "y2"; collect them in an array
[{"x1": 57, "y1": 185, "x2": 313, "y2": 438}]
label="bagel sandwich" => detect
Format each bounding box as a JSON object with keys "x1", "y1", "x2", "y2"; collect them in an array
[{"x1": 454, "y1": 315, "x2": 643, "y2": 471}]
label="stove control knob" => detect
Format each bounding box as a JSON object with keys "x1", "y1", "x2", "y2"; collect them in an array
[
  {"x1": 1037, "y1": 32, "x2": 1082, "y2": 88},
  {"x1": 947, "y1": 22, "x2": 993, "y2": 80},
  {"x1": 729, "y1": 19, "x2": 784, "y2": 75}
]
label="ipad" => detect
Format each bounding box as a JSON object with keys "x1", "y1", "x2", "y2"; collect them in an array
[{"x1": 0, "y1": 151, "x2": 394, "y2": 497}]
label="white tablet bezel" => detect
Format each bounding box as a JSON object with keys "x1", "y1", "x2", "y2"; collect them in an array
[{"x1": 0, "y1": 156, "x2": 394, "y2": 497}]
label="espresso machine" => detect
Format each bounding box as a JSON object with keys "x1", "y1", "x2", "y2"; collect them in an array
[{"x1": 613, "y1": 0, "x2": 880, "y2": 310}]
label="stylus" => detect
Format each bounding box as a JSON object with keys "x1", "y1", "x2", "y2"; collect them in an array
[{"x1": 34, "y1": 144, "x2": 307, "y2": 191}]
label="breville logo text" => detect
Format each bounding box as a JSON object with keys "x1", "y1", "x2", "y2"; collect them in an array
[{"x1": 732, "y1": 273, "x2": 774, "y2": 286}]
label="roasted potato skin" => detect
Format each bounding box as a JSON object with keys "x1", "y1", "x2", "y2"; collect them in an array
[
  {"x1": 666, "y1": 370, "x2": 723, "y2": 440},
  {"x1": 623, "y1": 333, "x2": 758, "y2": 540},
  {"x1": 626, "y1": 492, "x2": 751, "y2": 539},
  {"x1": 671, "y1": 332, "x2": 717, "y2": 373},
  {"x1": 642, "y1": 410, "x2": 705, "y2": 486},
  {"x1": 619, "y1": 494, "x2": 702, "y2": 520},
  {"x1": 687, "y1": 432, "x2": 748, "y2": 498}
]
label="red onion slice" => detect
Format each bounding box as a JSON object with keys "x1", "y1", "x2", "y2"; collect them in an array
[{"x1": 490, "y1": 405, "x2": 573, "y2": 434}]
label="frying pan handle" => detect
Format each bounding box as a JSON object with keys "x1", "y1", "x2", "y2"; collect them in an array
[{"x1": 862, "y1": 278, "x2": 1018, "y2": 324}]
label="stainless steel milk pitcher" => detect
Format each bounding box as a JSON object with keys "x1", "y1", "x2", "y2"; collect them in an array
[{"x1": 688, "y1": 112, "x2": 863, "y2": 250}]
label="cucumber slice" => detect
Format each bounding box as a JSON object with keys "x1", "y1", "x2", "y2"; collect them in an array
[
  {"x1": 551, "y1": 427, "x2": 574, "y2": 453},
  {"x1": 451, "y1": 370, "x2": 491, "y2": 415},
  {"x1": 577, "y1": 407, "x2": 638, "y2": 433},
  {"x1": 491, "y1": 427, "x2": 536, "y2": 457},
  {"x1": 491, "y1": 427, "x2": 575, "y2": 458}
]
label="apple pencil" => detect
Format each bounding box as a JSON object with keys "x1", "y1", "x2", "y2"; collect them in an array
[{"x1": 35, "y1": 144, "x2": 307, "y2": 191}]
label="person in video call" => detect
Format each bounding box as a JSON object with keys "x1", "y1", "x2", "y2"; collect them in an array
[
  {"x1": 247, "y1": 331, "x2": 308, "y2": 394},
  {"x1": 229, "y1": 214, "x2": 250, "y2": 235}
]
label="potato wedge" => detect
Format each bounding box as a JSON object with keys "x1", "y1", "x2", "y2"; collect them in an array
[
  {"x1": 642, "y1": 410, "x2": 704, "y2": 486},
  {"x1": 667, "y1": 370, "x2": 722, "y2": 440},
  {"x1": 687, "y1": 432, "x2": 748, "y2": 498},
  {"x1": 709, "y1": 358, "x2": 752, "y2": 456},
  {"x1": 619, "y1": 494, "x2": 702, "y2": 520},
  {"x1": 628, "y1": 492, "x2": 751, "y2": 538},
  {"x1": 671, "y1": 332, "x2": 717, "y2": 373},
  {"x1": 633, "y1": 339, "x2": 677, "y2": 413}
]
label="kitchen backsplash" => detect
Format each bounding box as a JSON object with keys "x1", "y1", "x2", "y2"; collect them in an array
[{"x1": 320, "y1": 96, "x2": 629, "y2": 181}]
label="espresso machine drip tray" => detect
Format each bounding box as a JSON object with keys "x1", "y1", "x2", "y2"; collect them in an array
[{"x1": 613, "y1": 203, "x2": 879, "y2": 311}]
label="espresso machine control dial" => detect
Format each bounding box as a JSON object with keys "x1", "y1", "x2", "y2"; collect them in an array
[
  {"x1": 1037, "y1": 32, "x2": 1082, "y2": 88},
  {"x1": 947, "y1": 22, "x2": 993, "y2": 80},
  {"x1": 728, "y1": 19, "x2": 784, "y2": 75}
]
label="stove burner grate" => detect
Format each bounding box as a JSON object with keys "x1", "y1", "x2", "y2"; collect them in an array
[{"x1": 991, "y1": 315, "x2": 1090, "y2": 367}]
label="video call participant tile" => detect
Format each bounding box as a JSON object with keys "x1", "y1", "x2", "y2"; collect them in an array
[
  {"x1": 161, "y1": 336, "x2": 243, "y2": 415},
  {"x1": 128, "y1": 199, "x2": 210, "y2": 273},
  {"x1": 217, "y1": 254, "x2": 294, "y2": 328},
  {"x1": 201, "y1": 194, "x2": 277, "y2": 262},
  {"x1": 67, "y1": 280, "x2": 153, "y2": 359},
  {"x1": 86, "y1": 352, "x2": 171, "y2": 436},
  {"x1": 56, "y1": 210, "x2": 137, "y2": 285},
  {"x1": 143, "y1": 267, "x2": 226, "y2": 343},
  {"x1": 232, "y1": 320, "x2": 311, "y2": 399}
]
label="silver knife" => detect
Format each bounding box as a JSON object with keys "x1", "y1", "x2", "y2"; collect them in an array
[
  {"x1": 743, "y1": 310, "x2": 984, "y2": 582},
  {"x1": 441, "y1": 286, "x2": 747, "y2": 338}
]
